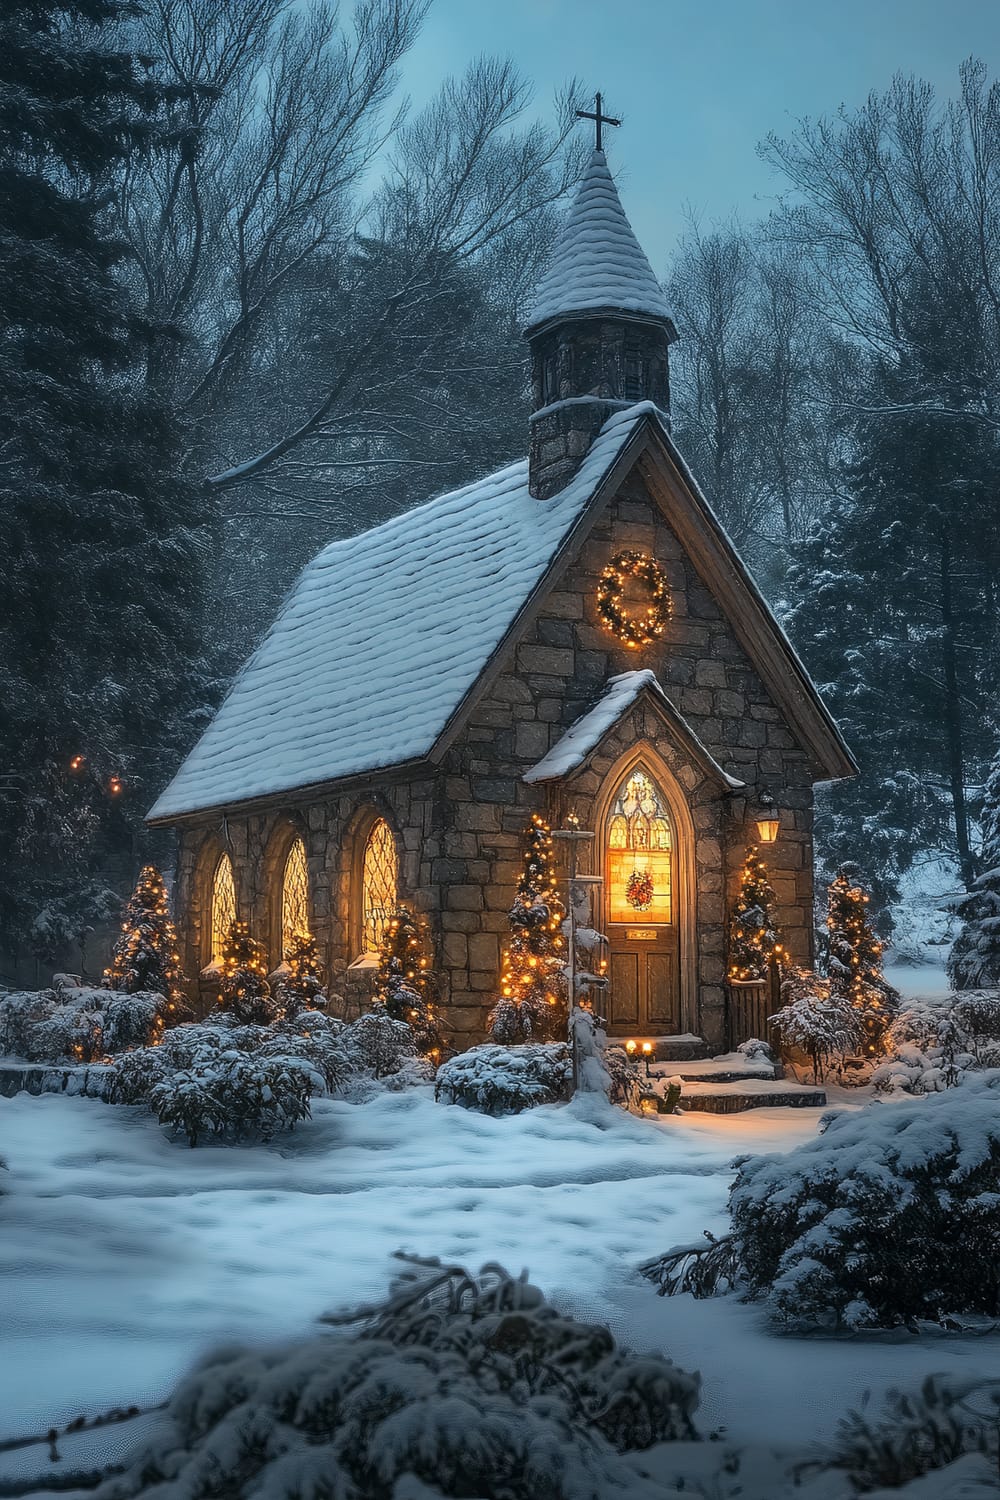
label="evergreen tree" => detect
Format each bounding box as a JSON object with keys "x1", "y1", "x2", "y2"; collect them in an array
[
  {"x1": 949, "y1": 749, "x2": 1000, "y2": 990},
  {"x1": 785, "y1": 320, "x2": 1000, "y2": 906},
  {"x1": 103, "y1": 864, "x2": 186, "y2": 1003},
  {"x1": 826, "y1": 865, "x2": 898, "y2": 1054},
  {"x1": 488, "y1": 815, "x2": 566, "y2": 1044},
  {"x1": 275, "y1": 930, "x2": 326, "y2": 1015},
  {"x1": 0, "y1": 0, "x2": 215, "y2": 956},
  {"x1": 728, "y1": 845, "x2": 784, "y2": 982},
  {"x1": 218, "y1": 921, "x2": 276, "y2": 1027},
  {"x1": 376, "y1": 904, "x2": 442, "y2": 1057}
]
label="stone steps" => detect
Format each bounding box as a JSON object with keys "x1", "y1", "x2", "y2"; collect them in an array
[
  {"x1": 607, "y1": 1033, "x2": 712, "y2": 1062},
  {"x1": 678, "y1": 1078, "x2": 827, "y2": 1113}
]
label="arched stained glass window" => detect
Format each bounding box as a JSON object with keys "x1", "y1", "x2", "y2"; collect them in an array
[
  {"x1": 606, "y1": 768, "x2": 673, "y2": 925},
  {"x1": 281, "y1": 837, "x2": 309, "y2": 957},
  {"x1": 362, "y1": 818, "x2": 397, "y2": 953},
  {"x1": 211, "y1": 853, "x2": 237, "y2": 962}
]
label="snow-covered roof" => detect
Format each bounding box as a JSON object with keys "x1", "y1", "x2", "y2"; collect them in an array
[
  {"x1": 523, "y1": 670, "x2": 745, "y2": 788},
  {"x1": 148, "y1": 405, "x2": 655, "y2": 821},
  {"x1": 524, "y1": 150, "x2": 673, "y2": 335}
]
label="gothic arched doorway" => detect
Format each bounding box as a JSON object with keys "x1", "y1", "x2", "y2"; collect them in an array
[{"x1": 603, "y1": 765, "x2": 680, "y2": 1034}]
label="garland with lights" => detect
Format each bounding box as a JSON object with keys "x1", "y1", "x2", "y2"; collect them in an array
[
  {"x1": 488, "y1": 814, "x2": 566, "y2": 1044},
  {"x1": 826, "y1": 865, "x2": 898, "y2": 1054},
  {"x1": 103, "y1": 865, "x2": 187, "y2": 1023},
  {"x1": 625, "y1": 868, "x2": 654, "y2": 911},
  {"x1": 597, "y1": 550, "x2": 670, "y2": 648},
  {"x1": 377, "y1": 903, "x2": 443, "y2": 1058},
  {"x1": 728, "y1": 845, "x2": 784, "y2": 982}
]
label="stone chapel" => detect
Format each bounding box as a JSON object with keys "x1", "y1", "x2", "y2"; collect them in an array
[{"x1": 148, "y1": 145, "x2": 856, "y2": 1052}]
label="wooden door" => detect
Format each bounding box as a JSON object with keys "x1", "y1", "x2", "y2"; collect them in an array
[{"x1": 604, "y1": 767, "x2": 680, "y2": 1035}]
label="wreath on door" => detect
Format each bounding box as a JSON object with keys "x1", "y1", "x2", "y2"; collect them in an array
[{"x1": 626, "y1": 868, "x2": 654, "y2": 911}]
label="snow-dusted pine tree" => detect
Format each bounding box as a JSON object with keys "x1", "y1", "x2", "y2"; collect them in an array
[
  {"x1": 488, "y1": 815, "x2": 566, "y2": 1043},
  {"x1": 949, "y1": 750, "x2": 1000, "y2": 989},
  {"x1": 103, "y1": 865, "x2": 186, "y2": 1004},
  {"x1": 218, "y1": 922, "x2": 277, "y2": 1026},
  {"x1": 274, "y1": 930, "x2": 326, "y2": 1015},
  {"x1": 728, "y1": 845, "x2": 783, "y2": 981},
  {"x1": 827, "y1": 865, "x2": 898, "y2": 1053},
  {"x1": 375, "y1": 904, "x2": 442, "y2": 1055}
]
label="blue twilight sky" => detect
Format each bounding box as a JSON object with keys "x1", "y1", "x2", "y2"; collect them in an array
[{"x1": 400, "y1": 0, "x2": 1000, "y2": 271}]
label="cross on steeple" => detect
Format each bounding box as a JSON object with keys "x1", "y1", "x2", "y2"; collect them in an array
[{"x1": 575, "y1": 91, "x2": 620, "y2": 152}]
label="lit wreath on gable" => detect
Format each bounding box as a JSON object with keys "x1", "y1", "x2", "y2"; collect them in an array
[{"x1": 597, "y1": 550, "x2": 671, "y2": 649}]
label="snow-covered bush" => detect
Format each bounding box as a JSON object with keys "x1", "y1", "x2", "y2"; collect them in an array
[
  {"x1": 768, "y1": 966, "x2": 863, "y2": 1081},
  {"x1": 435, "y1": 1042, "x2": 572, "y2": 1115},
  {"x1": 150, "y1": 1054, "x2": 314, "y2": 1147},
  {"x1": 604, "y1": 1044, "x2": 643, "y2": 1109},
  {"x1": 873, "y1": 988, "x2": 1000, "y2": 1094},
  {"x1": 108, "y1": 1014, "x2": 352, "y2": 1146},
  {"x1": 645, "y1": 1075, "x2": 1000, "y2": 1329},
  {"x1": 832, "y1": 1374, "x2": 1000, "y2": 1492},
  {"x1": 736, "y1": 1037, "x2": 775, "y2": 1062},
  {"x1": 342, "y1": 1003, "x2": 416, "y2": 1078},
  {"x1": 90, "y1": 1259, "x2": 700, "y2": 1500},
  {"x1": 0, "y1": 984, "x2": 173, "y2": 1062}
]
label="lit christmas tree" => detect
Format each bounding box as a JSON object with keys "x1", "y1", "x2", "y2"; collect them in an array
[
  {"x1": 103, "y1": 865, "x2": 187, "y2": 1010},
  {"x1": 488, "y1": 814, "x2": 566, "y2": 1043},
  {"x1": 827, "y1": 864, "x2": 898, "y2": 1054},
  {"x1": 218, "y1": 920, "x2": 277, "y2": 1026},
  {"x1": 376, "y1": 903, "x2": 442, "y2": 1056},
  {"x1": 275, "y1": 930, "x2": 326, "y2": 1015},
  {"x1": 728, "y1": 845, "x2": 784, "y2": 982}
]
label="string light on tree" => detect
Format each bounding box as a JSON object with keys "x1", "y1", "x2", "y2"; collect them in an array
[
  {"x1": 488, "y1": 814, "x2": 566, "y2": 1044},
  {"x1": 728, "y1": 844, "x2": 784, "y2": 982},
  {"x1": 277, "y1": 930, "x2": 326, "y2": 1015},
  {"x1": 826, "y1": 864, "x2": 898, "y2": 1054},
  {"x1": 218, "y1": 919, "x2": 277, "y2": 1025},
  {"x1": 376, "y1": 902, "x2": 442, "y2": 1058},
  {"x1": 103, "y1": 863, "x2": 189, "y2": 1030}
]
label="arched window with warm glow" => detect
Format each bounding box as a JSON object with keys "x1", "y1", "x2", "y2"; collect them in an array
[
  {"x1": 281, "y1": 837, "x2": 310, "y2": 958},
  {"x1": 210, "y1": 853, "x2": 237, "y2": 963},
  {"x1": 606, "y1": 767, "x2": 673, "y2": 925},
  {"x1": 362, "y1": 818, "x2": 397, "y2": 953}
]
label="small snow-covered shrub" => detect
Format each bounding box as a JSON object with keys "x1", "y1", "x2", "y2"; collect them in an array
[
  {"x1": 107, "y1": 1015, "x2": 352, "y2": 1146},
  {"x1": 0, "y1": 985, "x2": 173, "y2": 1062},
  {"x1": 343, "y1": 1003, "x2": 416, "y2": 1078},
  {"x1": 737, "y1": 1036, "x2": 775, "y2": 1062},
  {"x1": 90, "y1": 1259, "x2": 700, "y2": 1500},
  {"x1": 734, "y1": 1076, "x2": 1000, "y2": 1328},
  {"x1": 604, "y1": 1044, "x2": 643, "y2": 1109},
  {"x1": 769, "y1": 966, "x2": 863, "y2": 1081},
  {"x1": 150, "y1": 1053, "x2": 313, "y2": 1147},
  {"x1": 833, "y1": 1374, "x2": 1000, "y2": 1492},
  {"x1": 645, "y1": 1075, "x2": 1000, "y2": 1329},
  {"x1": 436, "y1": 1042, "x2": 572, "y2": 1115},
  {"x1": 873, "y1": 989, "x2": 1000, "y2": 1094}
]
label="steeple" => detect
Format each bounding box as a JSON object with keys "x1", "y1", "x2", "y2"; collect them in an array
[{"x1": 525, "y1": 144, "x2": 677, "y2": 499}]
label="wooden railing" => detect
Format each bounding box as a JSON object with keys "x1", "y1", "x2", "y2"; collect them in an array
[{"x1": 726, "y1": 964, "x2": 781, "y2": 1051}]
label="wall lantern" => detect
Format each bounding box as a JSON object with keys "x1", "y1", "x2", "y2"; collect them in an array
[{"x1": 755, "y1": 790, "x2": 780, "y2": 844}]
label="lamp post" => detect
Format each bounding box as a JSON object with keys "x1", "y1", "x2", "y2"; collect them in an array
[{"x1": 552, "y1": 815, "x2": 601, "y2": 1094}]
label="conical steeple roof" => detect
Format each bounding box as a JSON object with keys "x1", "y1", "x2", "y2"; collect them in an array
[{"x1": 525, "y1": 149, "x2": 671, "y2": 335}]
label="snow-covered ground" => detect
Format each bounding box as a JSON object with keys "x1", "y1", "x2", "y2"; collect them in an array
[{"x1": 2, "y1": 1040, "x2": 997, "y2": 1480}]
